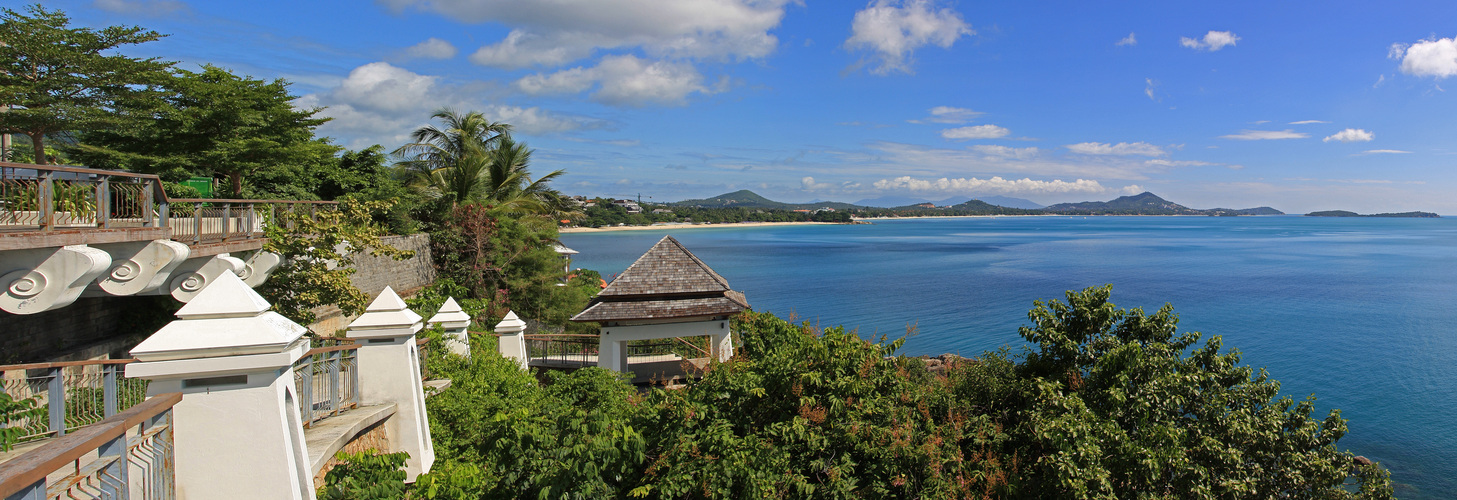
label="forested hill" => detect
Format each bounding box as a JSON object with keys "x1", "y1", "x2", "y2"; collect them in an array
[
  {"x1": 665, "y1": 190, "x2": 1284, "y2": 217},
  {"x1": 1043, "y1": 192, "x2": 1283, "y2": 216},
  {"x1": 672, "y1": 190, "x2": 861, "y2": 211}
]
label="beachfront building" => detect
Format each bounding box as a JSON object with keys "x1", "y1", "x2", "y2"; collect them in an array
[{"x1": 571, "y1": 235, "x2": 748, "y2": 373}]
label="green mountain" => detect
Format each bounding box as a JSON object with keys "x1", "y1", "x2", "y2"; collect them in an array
[
  {"x1": 673, "y1": 190, "x2": 861, "y2": 211},
  {"x1": 1045, "y1": 192, "x2": 1284, "y2": 216}
]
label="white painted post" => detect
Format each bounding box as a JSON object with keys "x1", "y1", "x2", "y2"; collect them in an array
[
  {"x1": 427, "y1": 297, "x2": 472, "y2": 359},
  {"x1": 710, "y1": 331, "x2": 735, "y2": 362},
  {"x1": 125, "y1": 272, "x2": 315, "y2": 500},
  {"x1": 346, "y1": 287, "x2": 435, "y2": 481},
  {"x1": 597, "y1": 335, "x2": 628, "y2": 373},
  {"x1": 494, "y1": 311, "x2": 528, "y2": 371}
]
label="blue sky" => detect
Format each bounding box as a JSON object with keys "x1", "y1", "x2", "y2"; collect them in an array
[{"x1": 42, "y1": 0, "x2": 1457, "y2": 212}]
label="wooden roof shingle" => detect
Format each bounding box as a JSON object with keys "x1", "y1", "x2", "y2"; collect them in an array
[{"x1": 571, "y1": 236, "x2": 749, "y2": 322}]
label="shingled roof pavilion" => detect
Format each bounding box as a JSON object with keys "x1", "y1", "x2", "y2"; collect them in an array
[{"x1": 571, "y1": 235, "x2": 748, "y2": 372}]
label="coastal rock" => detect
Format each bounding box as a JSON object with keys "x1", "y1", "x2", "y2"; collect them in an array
[
  {"x1": 916, "y1": 354, "x2": 966, "y2": 376},
  {"x1": 1353, "y1": 456, "x2": 1373, "y2": 467}
]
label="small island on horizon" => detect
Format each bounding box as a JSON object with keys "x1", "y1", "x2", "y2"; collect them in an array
[{"x1": 1305, "y1": 210, "x2": 1440, "y2": 218}]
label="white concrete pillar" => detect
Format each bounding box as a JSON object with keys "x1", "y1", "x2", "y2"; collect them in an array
[
  {"x1": 347, "y1": 287, "x2": 434, "y2": 481},
  {"x1": 427, "y1": 297, "x2": 472, "y2": 359},
  {"x1": 494, "y1": 311, "x2": 528, "y2": 371},
  {"x1": 710, "y1": 331, "x2": 734, "y2": 362},
  {"x1": 0, "y1": 245, "x2": 111, "y2": 314},
  {"x1": 597, "y1": 334, "x2": 628, "y2": 373},
  {"x1": 125, "y1": 272, "x2": 315, "y2": 500}
]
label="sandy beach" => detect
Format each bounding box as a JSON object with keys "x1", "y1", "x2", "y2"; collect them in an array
[{"x1": 559, "y1": 221, "x2": 846, "y2": 233}]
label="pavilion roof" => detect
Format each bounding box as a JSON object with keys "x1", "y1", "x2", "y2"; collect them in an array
[{"x1": 571, "y1": 236, "x2": 748, "y2": 322}]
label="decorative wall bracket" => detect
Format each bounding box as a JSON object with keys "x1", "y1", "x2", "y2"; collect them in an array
[{"x1": 0, "y1": 245, "x2": 112, "y2": 314}]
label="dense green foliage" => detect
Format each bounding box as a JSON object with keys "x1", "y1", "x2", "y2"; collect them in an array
[
  {"x1": 258, "y1": 198, "x2": 414, "y2": 325},
  {"x1": 0, "y1": 4, "x2": 172, "y2": 164},
  {"x1": 68, "y1": 64, "x2": 337, "y2": 198},
  {"x1": 330, "y1": 286, "x2": 1391, "y2": 499},
  {"x1": 578, "y1": 201, "x2": 852, "y2": 227}
]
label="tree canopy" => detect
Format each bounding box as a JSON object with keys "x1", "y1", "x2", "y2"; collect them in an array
[
  {"x1": 0, "y1": 3, "x2": 172, "y2": 164},
  {"x1": 69, "y1": 64, "x2": 337, "y2": 198}
]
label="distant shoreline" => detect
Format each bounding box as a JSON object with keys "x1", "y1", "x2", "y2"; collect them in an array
[{"x1": 559, "y1": 221, "x2": 844, "y2": 233}]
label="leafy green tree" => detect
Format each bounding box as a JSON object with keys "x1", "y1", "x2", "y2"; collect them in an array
[
  {"x1": 257, "y1": 198, "x2": 413, "y2": 325},
  {"x1": 393, "y1": 108, "x2": 510, "y2": 180},
  {"x1": 989, "y1": 285, "x2": 1393, "y2": 498},
  {"x1": 0, "y1": 4, "x2": 172, "y2": 164},
  {"x1": 69, "y1": 64, "x2": 336, "y2": 198}
]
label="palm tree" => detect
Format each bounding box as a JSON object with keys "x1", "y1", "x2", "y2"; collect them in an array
[{"x1": 393, "y1": 108, "x2": 511, "y2": 178}]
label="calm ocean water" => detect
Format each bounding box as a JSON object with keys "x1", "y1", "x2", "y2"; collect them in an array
[{"x1": 561, "y1": 216, "x2": 1457, "y2": 497}]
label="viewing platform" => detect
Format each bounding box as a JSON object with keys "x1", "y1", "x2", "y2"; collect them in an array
[{"x1": 0, "y1": 162, "x2": 335, "y2": 313}]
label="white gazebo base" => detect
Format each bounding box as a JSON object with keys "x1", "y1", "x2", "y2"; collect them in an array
[{"x1": 598, "y1": 318, "x2": 733, "y2": 373}]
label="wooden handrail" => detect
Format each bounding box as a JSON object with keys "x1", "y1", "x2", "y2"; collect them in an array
[
  {"x1": 0, "y1": 358, "x2": 134, "y2": 372},
  {"x1": 0, "y1": 392, "x2": 182, "y2": 498},
  {"x1": 302, "y1": 343, "x2": 358, "y2": 357},
  {"x1": 0, "y1": 162, "x2": 161, "y2": 180},
  {"x1": 170, "y1": 198, "x2": 338, "y2": 205}
]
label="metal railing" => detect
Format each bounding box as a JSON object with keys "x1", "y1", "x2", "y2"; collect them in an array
[
  {"x1": 291, "y1": 344, "x2": 359, "y2": 429},
  {"x1": 0, "y1": 392, "x2": 180, "y2": 500},
  {"x1": 525, "y1": 334, "x2": 599, "y2": 367},
  {"x1": 1, "y1": 360, "x2": 146, "y2": 446},
  {"x1": 0, "y1": 162, "x2": 337, "y2": 246}
]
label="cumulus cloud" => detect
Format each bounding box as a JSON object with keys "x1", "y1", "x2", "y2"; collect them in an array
[
  {"x1": 872, "y1": 175, "x2": 1109, "y2": 195},
  {"x1": 1389, "y1": 36, "x2": 1457, "y2": 79},
  {"x1": 1120, "y1": 184, "x2": 1146, "y2": 195},
  {"x1": 1220, "y1": 129, "x2": 1309, "y2": 140},
  {"x1": 1180, "y1": 30, "x2": 1240, "y2": 51},
  {"x1": 940, "y1": 124, "x2": 1009, "y2": 140},
  {"x1": 1144, "y1": 78, "x2": 1159, "y2": 101},
  {"x1": 301, "y1": 62, "x2": 602, "y2": 147},
  {"x1": 1065, "y1": 142, "x2": 1166, "y2": 156},
  {"x1": 911, "y1": 106, "x2": 983, "y2": 124},
  {"x1": 1324, "y1": 128, "x2": 1374, "y2": 143},
  {"x1": 1289, "y1": 120, "x2": 1329, "y2": 125},
  {"x1": 844, "y1": 0, "x2": 973, "y2": 75},
  {"x1": 1360, "y1": 149, "x2": 1411, "y2": 155},
  {"x1": 1117, "y1": 32, "x2": 1137, "y2": 46},
  {"x1": 377, "y1": 0, "x2": 794, "y2": 68},
  {"x1": 516, "y1": 54, "x2": 715, "y2": 107},
  {"x1": 405, "y1": 37, "x2": 458, "y2": 59}
]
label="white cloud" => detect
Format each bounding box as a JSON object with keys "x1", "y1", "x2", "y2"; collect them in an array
[
  {"x1": 844, "y1": 0, "x2": 973, "y2": 75},
  {"x1": 801, "y1": 176, "x2": 837, "y2": 191},
  {"x1": 971, "y1": 145, "x2": 1039, "y2": 159},
  {"x1": 1289, "y1": 120, "x2": 1329, "y2": 125},
  {"x1": 378, "y1": 0, "x2": 794, "y2": 68},
  {"x1": 1144, "y1": 159, "x2": 1218, "y2": 167},
  {"x1": 1144, "y1": 78, "x2": 1158, "y2": 101},
  {"x1": 1120, "y1": 184, "x2": 1146, "y2": 195},
  {"x1": 1360, "y1": 149, "x2": 1412, "y2": 155},
  {"x1": 1065, "y1": 142, "x2": 1166, "y2": 156},
  {"x1": 516, "y1": 54, "x2": 713, "y2": 107},
  {"x1": 1117, "y1": 32, "x2": 1137, "y2": 46},
  {"x1": 1180, "y1": 30, "x2": 1240, "y2": 51},
  {"x1": 872, "y1": 175, "x2": 1110, "y2": 195},
  {"x1": 1389, "y1": 36, "x2": 1457, "y2": 79},
  {"x1": 1220, "y1": 129, "x2": 1309, "y2": 140},
  {"x1": 93, "y1": 0, "x2": 186, "y2": 15},
  {"x1": 405, "y1": 37, "x2": 458, "y2": 59},
  {"x1": 911, "y1": 106, "x2": 983, "y2": 124},
  {"x1": 302, "y1": 62, "x2": 602, "y2": 147},
  {"x1": 1323, "y1": 128, "x2": 1374, "y2": 143},
  {"x1": 940, "y1": 124, "x2": 1009, "y2": 140}
]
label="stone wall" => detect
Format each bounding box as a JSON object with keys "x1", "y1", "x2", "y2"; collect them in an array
[
  {"x1": 312, "y1": 419, "x2": 391, "y2": 490},
  {"x1": 349, "y1": 233, "x2": 436, "y2": 298}
]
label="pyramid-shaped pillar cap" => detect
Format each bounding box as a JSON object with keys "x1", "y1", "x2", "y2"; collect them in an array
[
  {"x1": 428, "y1": 297, "x2": 472, "y2": 328},
  {"x1": 347, "y1": 286, "x2": 424, "y2": 339},
  {"x1": 130, "y1": 272, "x2": 308, "y2": 362},
  {"x1": 495, "y1": 310, "x2": 526, "y2": 335}
]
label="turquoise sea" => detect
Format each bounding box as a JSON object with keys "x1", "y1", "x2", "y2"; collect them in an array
[{"x1": 560, "y1": 216, "x2": 1457, "y2": 497}]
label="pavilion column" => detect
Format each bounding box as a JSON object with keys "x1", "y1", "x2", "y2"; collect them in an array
[
  {"x1": 427, "y1": 297, "x2": 472, "y2": 359},
  {"x1": 494, "y1": 311, "x2": 528, "y2": 371},
  {"x1": 597, "y1": 332, "x2": 628, "y2": 373},
  {"x1": 346, "y1": 286, "x2": 434, "y2": 481},
  {"x1": 710, "y1": 330, "x2": 734, "y2": 362},
  {"x1": 125, "y1": 272, "x2": 315, "y2": 500}
]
